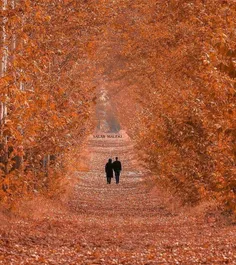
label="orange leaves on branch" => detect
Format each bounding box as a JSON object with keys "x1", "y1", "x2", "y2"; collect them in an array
[
  {"x1": 0, "y1": 0, "x2": 96, "y2": 203},
  {"x1": 108, "y1": 0, "x2": 236, "y2": 213}
]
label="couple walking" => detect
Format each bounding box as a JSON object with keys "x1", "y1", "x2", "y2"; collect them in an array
[{"x1": 105, "y1": 157, "x2": 122, "y2": 184}]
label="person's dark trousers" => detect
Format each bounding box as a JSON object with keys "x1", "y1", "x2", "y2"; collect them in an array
[
  {"x1": 115, "y1": 171, "x2": 120, "y2": 184},
  {"x1": 107, "y1": 177, "x2": 111, "y2": 184}
]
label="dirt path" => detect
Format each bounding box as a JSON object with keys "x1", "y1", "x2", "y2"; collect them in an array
[{"x1": 0, "y1": 133, "x2": 235, "y2": 264}]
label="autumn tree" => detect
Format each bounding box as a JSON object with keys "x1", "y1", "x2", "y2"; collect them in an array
[
  {"x1": 0, "y1": 0, "x2": 97, "y2": 202},
  {"x1": 87, "y1": 0, "x2": 235, "y2": 213}
]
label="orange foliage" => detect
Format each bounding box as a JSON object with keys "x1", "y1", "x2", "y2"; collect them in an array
[
  {"x1": 0, "y1": 0, "x2": 235, "y2": 215},
  {"x1": 107, "y1": 1, "x2": 235, "y2": 213},
  {"x1": 0, "y1": 0, "x2": 96, "y2": 203}
]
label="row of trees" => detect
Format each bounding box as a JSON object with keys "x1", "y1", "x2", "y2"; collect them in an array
[
  {"x1": 102, "y1": 0, "x2": 235, "y2": 213},
  {"x1": 0, "y1": 0, "x2": 96, "y2": 204},
  {"x1": 1, "y1": 0, "x2": 235, "y2": 214}
]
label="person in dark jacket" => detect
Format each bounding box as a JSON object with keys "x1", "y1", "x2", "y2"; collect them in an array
[
  {"x1": 105, "y1": 158, "x2": 113, "y2": 184},
  {"x1": 112, "y1": 157, "x2": 122, "y2": 184}
]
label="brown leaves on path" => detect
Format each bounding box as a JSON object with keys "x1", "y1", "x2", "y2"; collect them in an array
[{"x1": 0, "y1": 134, "x2": 235, "y2": 264}]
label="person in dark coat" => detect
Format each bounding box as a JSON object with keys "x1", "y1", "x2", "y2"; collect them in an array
[
  {"x1": 105, "y1": 158, "x2": 113, "y2": 184},
  {"x1": 112, "y1": 157, "x2": 122, "y2": 184}
]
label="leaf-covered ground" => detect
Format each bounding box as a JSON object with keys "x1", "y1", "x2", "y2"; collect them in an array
[{"x1": 0, "y1": 133, "x2": 235, "y2": 264}]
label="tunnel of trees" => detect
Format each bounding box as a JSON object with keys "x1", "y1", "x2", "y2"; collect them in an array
[{"x1": 0, "y1": 0, "x2": 235, "y2": 215}]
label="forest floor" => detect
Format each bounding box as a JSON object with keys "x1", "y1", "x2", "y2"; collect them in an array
[{"x1": 0, "y1": 132, "x2": 236, "y2": 264}]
